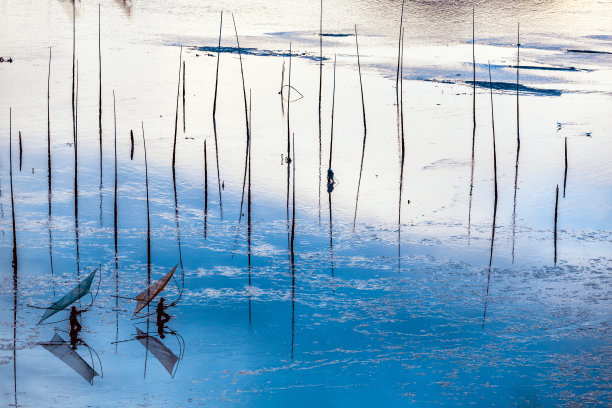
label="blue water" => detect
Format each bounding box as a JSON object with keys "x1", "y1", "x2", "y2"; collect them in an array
[{"x1": 1, "y1": 0, "x2": 611, "y2": 406}]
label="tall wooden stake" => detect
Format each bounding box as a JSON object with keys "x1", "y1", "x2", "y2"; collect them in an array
[
  {"x1": 318, "y1": 0, "x2": 323, "y2": 224},
  {"x1": 182, "y1": 60, "x2": 186, "y2": 133},
  {"x1": 99, "y1": 3, "x2": 103, "y2": 220},
  {"x1": 483, "y1": 61, "x2": 499, "y2": 328},
  {"x1": 172, "y1": 46, "x2": 183, "y2": 171},
  {"x1": 47, "y1": 46, "x2": 54, "y2": 279},
  {"x1": 511, "y1": 22, "x2": 521, "y2": 264},
  {"x1": 212, "y1": 11, "x2": 224, "y2": 217},
  {"x1": 352, "y1": 24, "x2": 367, "y2": 229},
  {"x1": 468, "y1": 7, "x2": 476, "y2": 243}
]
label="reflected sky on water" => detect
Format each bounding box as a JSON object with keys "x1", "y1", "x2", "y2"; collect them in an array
[{"x1": 0, "y1": 0, "x2": 611, "y2": 406}]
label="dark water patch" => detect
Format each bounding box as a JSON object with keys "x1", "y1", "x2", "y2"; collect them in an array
[
  {"x1": 424, "y1": 79, "x2": 562, "y2": 96},
  {"x1": 466, "y1": 80, "x2": 562, "y2": 96},
  {"x1": 191, "y1": 46, "x2": 328, "y2": 61},
  {"x1": 585, "y1": 35, "x2": 612, "y2": 41},
  {"x1": 266, "y1": 31, "x2": 353, "y2": 38},
  {"x1": 509, "y1": 65, "x2": 591, "y2": 72},
  {"x1": 320, "y1": 33, "x2": 353, "y2": 37},
  {"x1": 567, "y1": 49, "x2": 612, "y2": 55}
]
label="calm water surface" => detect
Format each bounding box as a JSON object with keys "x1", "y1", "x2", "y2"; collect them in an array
[{"x1": 1, "y1": 0, "x2": 611, "y2": 406}]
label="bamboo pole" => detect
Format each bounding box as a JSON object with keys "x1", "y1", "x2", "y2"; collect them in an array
[
  {"x1": 172, "y1": 46, "x2": 183, "y2": 171},
  {"x1": 318, "y1": 0, "x2": 323, "y2": 224},
  {"x1": 182, "y1": 60, "x2": 186, "y2": 133},
  {"x1": 327, "y1": 55, "x2": 337, "y2": 281},
  {"x1": 286, "y1": 44, "x2": 292, "y2": 249},
  {"x1": 468, "y1": 7, "x2": 476, "y2": 243},
  {"x1": 482, "y1": 61, "x2": 499, "y2": 328},
  {"x1": 232, "y1": 14, "x2": 251, "y2": 224},
  {"x1": 99, "y1": 3, "x2": 103, "y2": 207},
  {"x1": 141, "y1": 122, "x2": 151, "y2": 280},
  {"x1": 74, "y1": 60, "x2": 80, "y2": 276},
  {"x1": 397, "y1": 27, "x2": 405, "y2": 271},
  {"x1": 352, "y1": 24, "x2": 367, "y2": 229},
  {"x1": 9, "y1": 108, "x2": 17, "y2": 282},
  {"x1": 212, "y1": 11, "x2": 224, "y2": 218},
  {"x1": 47, "y1": 46, "x2": 54, "y2": 279},
  {"x1": 18, "y1": 132, "x2": 22, "y2": 172},
  {"x1": 511, "y1": 22, "x2": 521, "y2": 264},
  {"x1": 113, "y1": 90, "x2": 119, "y2": 347},
  {"x1": 327, "y1": 54, "x2": 336, "y2": 186},
  {"x1": 248, "y1": 91, "x2": 253, "y2": 326},
  {"x1": 9, "y1": 107, "x2": 18, "y2": 408}
]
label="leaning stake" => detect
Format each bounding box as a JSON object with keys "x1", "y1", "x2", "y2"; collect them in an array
[
  {"x1": 212, "y1": 11, "x2": 224, "y2": 218},
  {"x1": 468, "y1": 7, "x2": 476, "y2": 243},
  {"x1": 318, "y1": 0, "x2": 323, "y2": 224},
  {"x1": 352, "y1": 24, "x2": 367, "y2": 229},
  {"x1": 232, "y1": 14, "x2": 251, "y2": 225},
  {"x1": 172, "y1": 46, "x2": 183, "y2": 171},
  {"x1": 482, "y1": 61, "x2": 499, "y2": 329}
]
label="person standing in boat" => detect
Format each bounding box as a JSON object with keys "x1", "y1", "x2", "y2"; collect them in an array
[{"x1": 156, "y1": 298, "x2": 171, "y2": 339}]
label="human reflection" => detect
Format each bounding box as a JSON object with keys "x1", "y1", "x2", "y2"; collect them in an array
[
  {"x1": 327, "y1": 168, "x2": 336, "y2": 193},
  {"x1": 69, "y1": 326, "x2": 84, "y2": 350},
  {"x1": 69, "y1": 306, "x2": 84, "y2": 332},
  {"x1": 69, "y1": 305, "x2": 85, "y2": 349},
  {"x1": 156, "y1": 298, "x2": 171, "y2": 339}
]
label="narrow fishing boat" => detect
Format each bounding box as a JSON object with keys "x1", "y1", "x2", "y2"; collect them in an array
[
  {"x1": 37, "y1": 267, "x2": 99, "y2": 325},
  {"x1": 39, "y1": 333, "x2": 101, "y2": 385}
]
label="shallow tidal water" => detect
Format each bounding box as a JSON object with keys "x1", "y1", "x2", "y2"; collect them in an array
[{"x1": 1, "y1": 0, "x2": 611, "y2": 406}]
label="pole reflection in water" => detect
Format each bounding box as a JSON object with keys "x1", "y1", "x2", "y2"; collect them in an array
[
  {"x1": 212, "y1": 11, "x2": 224, "y2": 218},
  {"x1": 10, "y1": 108, "x2": 19, "y2": 407},
  {"x1": 482, "y1": 62, "x2": 498, "y2": 329},
  {"x1": 327, "y1": 54, "x2": 337, "y2": 281},
  {"x1": 74, "y1": 61, "x2": 81, "y2": 277},
  {"x1": 290, "y1": 131, "x2": 296, "y2": 359},
  {"x1": 247, "y1": 91, "x2": 253, "y2": 327},
  {"x1": 47, "y1": 46, "x2": 54, "y2": 292},
  {"x1": 467, "y1": 7, "x2": 476, "y2": 244},
  {"x1": 511, "y1": 23, "x2": 521, "y2": 264},
  {"x1": 113, "y1": 90, "x2": 119, "y2": 347}
]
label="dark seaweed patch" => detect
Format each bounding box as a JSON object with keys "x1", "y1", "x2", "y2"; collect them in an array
[
  {"x1": 509, "y1": 65, "x2": 590, "y2": 72},
  {"x1": 320, "y1": 33, "x2": 353, "y2": 37},
  {"x1": 191, "y1": 46, "x2": 328, "y2": 61},
  {"x1": 567, "y1": 49, "x2": 612, "y2": 55},
  {"x1": 470, "y1": 80, "x2": 562, "y2": 96}
]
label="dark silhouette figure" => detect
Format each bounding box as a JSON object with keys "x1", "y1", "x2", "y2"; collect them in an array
[
  {"x1": 327, "y1": 169, "x2": 335, "y2": 193},
  {"x1": 156, "y1": 298, "x2": 171, "y2": 339},
  {"x1": 69, "y1": 306, "x2": 83, "y2": 333},
  {"x1": 69, "y1": 326, "x2": 84, "y2": 350}
]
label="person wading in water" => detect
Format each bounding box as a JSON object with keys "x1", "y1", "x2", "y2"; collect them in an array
[{"x1": 156, "y1": 298, "x2": 171, "y2": 339}]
